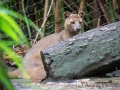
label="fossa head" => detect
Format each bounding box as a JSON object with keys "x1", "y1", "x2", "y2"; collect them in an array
[{"x1": 64, "y1": 11, "x2": 85, "y2": 34}]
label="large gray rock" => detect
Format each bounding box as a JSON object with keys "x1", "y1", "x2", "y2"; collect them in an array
[{"x1": 41, "y1": 21, "x2": 120, "y2": 80}]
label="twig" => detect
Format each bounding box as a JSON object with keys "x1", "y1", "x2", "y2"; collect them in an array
[
  {"x1": 89, "y1": 0, "x2": 100, "y2": 28},
  {"x1": 64, "y1": 1, "x2": 74, "y2": 12},
  {"x1": 68, "y1": 0, "x2": 79, "y2": 10},
  {"x1": 83, "y1": 20, "x2": 88, "y2": 27},
  {"x1": 112, "y1": 0, "x2": 120, "y2": 20},
  {"x1": 34, "y1": 6, "x2": 39, "y2": 26},
  {"x1": 43, "y1": 0, "x2": 49, "y2": 21},
  {"x1": 87, "y1": 3, "x2": 100, "y2": 14},
  {"x1": 18, "y1": 0, "x2": 22, "y2": 28},
  {"x1": 97, "y1": 18, "x2": 101, "y2": 27},
  {"x1": 32, "y1": 0, "x2": 54, "y2": 45},
  {"x1": 97, "y1": 0, "x2": 110, "y2": 23}
]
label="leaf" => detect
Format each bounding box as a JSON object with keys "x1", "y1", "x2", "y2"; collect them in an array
[
  {"x1": 0, "y1": 8, "x2": 29, "y2": 44},
  {"x1": 0, "y1": 67, "x2": 14, "y2": 90},
  {"x1": 0, "y1": 14, "x2": 20, "y2": 42}
]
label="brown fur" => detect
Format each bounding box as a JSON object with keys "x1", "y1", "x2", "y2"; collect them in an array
[{"x1": 8, "y1": 11, "x2": 85, "y2": 82}]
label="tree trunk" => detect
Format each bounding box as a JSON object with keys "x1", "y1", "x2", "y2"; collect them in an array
[{"x1": 41, "y1": 21, "x2": 120, "y2": 80}]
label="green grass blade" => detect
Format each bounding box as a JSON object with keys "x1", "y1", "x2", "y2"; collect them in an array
[
  {"x1": 0, "y1": 58, "x2": 14, "y2": 90},
  {"x1": 0, "y1": 41, "x2": 29, "y2": 78},
  {"x1": 21, "y1": 1, "x2": 31, "y2": 38},
  {"x1": 0, "y1": 14, "x2": 19, "y2": 42},
  {"x1": 0, "y1": 8, "x2": 38, "y2": 30},
  {"x1": 0, "y1": 10, "x2": 28, "y2": 44}
]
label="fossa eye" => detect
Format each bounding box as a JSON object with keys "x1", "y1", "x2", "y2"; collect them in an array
[
  {"x1": 79, "y1": 22, "x2": 82, "y2": 24},
  {"x1": 70, "y1": 22, "x2": 74, "y2": 24}
]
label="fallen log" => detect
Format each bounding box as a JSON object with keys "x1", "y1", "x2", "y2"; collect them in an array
[{"x1": 41, "y1": 21, "x2": 120, "y2": 80}]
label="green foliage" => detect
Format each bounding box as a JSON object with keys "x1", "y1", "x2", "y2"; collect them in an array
[
  {"x1": 107, "y1": 0, "x2": 116, "y2": 23},
  {"x1": 0, "y1": 49, "x2": 14, "y2": 90},
  {"x1": 0, "y1": 6, "x2": 37, "y2": 90},
  {"x1": 0, "y1": 11, "x2": 26, "y2": 43},
  {"x1": 21, "y1": 0, "x2": 31, "y2": 38},
  {"x1": 84, "y1": 7, "x2": 92, "y2": 30}
]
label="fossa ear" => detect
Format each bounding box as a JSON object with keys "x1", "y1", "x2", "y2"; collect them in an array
[
  {"x1": 78, "y1": 11, "x2": 85, "y2": 18},
  {"x1": 64, "y1": 11, "x2": 71, "y2": 19}
]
